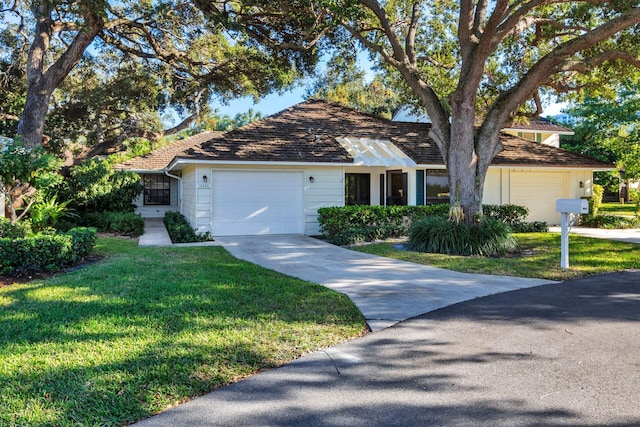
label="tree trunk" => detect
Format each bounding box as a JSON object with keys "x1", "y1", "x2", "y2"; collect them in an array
[
  {"x1": 18, "y1": 84, "x2": 54, "y2": 148},
  {"x1": 447, "y1": 122, "x2": 484, "y2": 223},
  {"x1": 17, "y1": 3, "x2": 104, "y2": 149}
]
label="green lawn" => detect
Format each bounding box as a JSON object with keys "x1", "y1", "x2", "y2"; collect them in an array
[
  {"x1": 0, "y1": 237, "x2": 366, "y2": 427},
  {"x1": 599, "y1": 202, "x2": 639, "y2": 216},
  {"x1": 353, "y1": 233, "x2": 640, "y2": 281}
]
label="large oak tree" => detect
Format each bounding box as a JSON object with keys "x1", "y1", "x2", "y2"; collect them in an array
[
  {"x1": 196, "y1": 0, "x2": 640, "y2": 222},
  {"x1": 1, "y1": 0, "x2": 312, "y2": 150}
]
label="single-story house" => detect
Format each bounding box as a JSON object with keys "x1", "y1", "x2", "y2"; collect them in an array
[{"x1": 117, "y1": 99, "x2": 613, "y2": 236}]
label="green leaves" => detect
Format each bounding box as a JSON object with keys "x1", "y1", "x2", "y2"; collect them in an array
[
  {"x1": 63, "y1": 159, "x2": 143, "y2": 214},
  {"x1": 563, "y1": 82, "x2": 640, "y2": 181},
  {"x1": 0, "y1": 138, "x2": 63, "y2": 224}
]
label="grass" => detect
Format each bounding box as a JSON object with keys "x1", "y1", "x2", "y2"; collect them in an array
[
  {"x1": 353, "y1": 233, "x2": 640, "y2": 281},
  {"x1": 0, "y1": 237, "x2": 366, "y2": 427},
  {"x1": 599, "y1": 202, "x2": 639, "y2": 216}
]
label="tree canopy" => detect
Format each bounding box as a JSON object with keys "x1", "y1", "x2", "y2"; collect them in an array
[
  {"x1": 304, "y1": 55, "x2": 401, "y2": 119},
  {"x1": 561, "y1": 82, "x2": 640, "y2": 194},
  {"x1": 0, "y1": 0, "x2": 314, "y2": 152}
]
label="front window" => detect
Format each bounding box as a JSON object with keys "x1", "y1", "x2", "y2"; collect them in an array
[
  {"x1": 345, "y1": 173, "x2": 371, "y2": 205},
  {"x1": 143, "y1": 174, "x2": 171, "y2": 205},
  {"x1": 426, "y1": 170, "x2": 449, "y2": 204}
]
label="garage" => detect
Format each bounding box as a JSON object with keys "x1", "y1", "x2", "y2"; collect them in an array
[
  {"x1": 510, "y1": 172, "x2": 568, "y2": 224},
  {"x1": 211, "y1": 170, "x2": 305, "y2": 236}
]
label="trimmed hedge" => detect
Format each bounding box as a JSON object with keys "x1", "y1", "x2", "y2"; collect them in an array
[
  {"x1": 484, "y1": 204, "x2": 548, "y2": 233},
  {"x1": 318, "y1": 205, "x2": 450, "y2": 246},
  {"x1": 318, "y1": 203, "x2": 547, "y2": 245},
  {"x1": 164, "y1": 211, "x2": 212, "y2": 243},
  {"x1": 82, "y1": 212, "x2": 145, "y2": 236},
  {"x1": 0, "y1": 227, "x2": 97, "y2": 274}
]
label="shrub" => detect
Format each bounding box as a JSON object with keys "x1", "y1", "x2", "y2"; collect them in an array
[
  {"x1": 0, "y1": 217, "x2": 31, "y2": 238},
  {"x1": 0, "y1": 227, "x2": 97, "y2": 274},
  {"x1": 510, "y1": 221, "x2": 549, "y2": 233},
  {"x1": 62, "y1": 158, "x2": 143, "y2": 214},
  {"x1": 82, "y1": 212, "x2": 145, "y2": 236},
  {"x1": 318, "y1": 203, "x2": 544, "y2": 245},
  {"x1": 483, "y1": 204, "x2": 547, "y2": 233},
  {"x1": 164, "y1": 211, "x2": 212, "y2": 243},
  {"x1": 580, "y1": 214, "x2": 640, "y2": 229},
  {"x1": 30, "y1": 194, "x2": 78, "y2": 232},
  {"x1": 483, "y1": 204, "x2": 529, "y2": 224},
  {"x1": 408, "y1": 216, "x2": 518, "y2": 257},
  {"x1": 318, "y1": 204, "x2": 449, "y2": 245},
  {"x1": 583, "y1": 184, "x2": 605, "y2": 216}
]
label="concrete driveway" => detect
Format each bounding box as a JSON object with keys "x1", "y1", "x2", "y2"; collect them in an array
[
  {"x1": 214, "y1": 235, "x2": 554, "y2": 331},
  {"x1": 134, "y1": 270, "x2": 640, "y2": 427}
]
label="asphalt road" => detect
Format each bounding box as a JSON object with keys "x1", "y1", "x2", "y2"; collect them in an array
[{"x1": 134, "y1": 270, "x2": 640, "y2": 427}]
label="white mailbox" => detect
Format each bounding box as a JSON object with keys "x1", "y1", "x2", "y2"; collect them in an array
[
  {"x1": 556, "y1": 198, "x2": 589, "y2": 269},
  {"x1": 556, "y1": 198, "x2": 589, "y2": 214}
]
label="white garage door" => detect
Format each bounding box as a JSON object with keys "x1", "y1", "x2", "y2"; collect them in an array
[
  {"x1": 510, "y1": 172, "x2": 567, "y2": 224},
  {"x1": 211, "y1": 170, "x2": 304, "y2": 236}
]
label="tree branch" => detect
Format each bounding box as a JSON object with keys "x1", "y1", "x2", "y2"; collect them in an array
[
  {"x1": 485, "y1": 6, "x2": 640, "y2": 134},
  {"x1": 406, "y1": 2, "x2": 420, "y2": 65}
]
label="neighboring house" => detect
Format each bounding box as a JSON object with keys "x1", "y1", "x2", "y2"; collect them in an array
[
  {"x1": 501, "y1": 118, "x2": 575, "y2": 148},
  {"x1": 117, "y1": 100, "x2": 612, "y2": 236}
]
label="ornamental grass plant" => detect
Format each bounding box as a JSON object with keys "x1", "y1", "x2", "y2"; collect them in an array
[{"x1": 407, "y1": 216, "x2": 518, "y2": 257}]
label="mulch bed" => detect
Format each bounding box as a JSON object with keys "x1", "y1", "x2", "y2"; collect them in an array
[{"x1": 0, "y1": 255, "x2": 105, "y2": 288}]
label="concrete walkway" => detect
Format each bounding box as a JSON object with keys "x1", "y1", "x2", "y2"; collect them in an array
[
  {"x1": 549, "y1": 226, "x2": 640, "y2": 244},
  {"x1": 138, "y1": 218, "x2": 172, "y2": 247},
  {"x1": 215, "y1": 235, "x2": 554, "y2": 331}
]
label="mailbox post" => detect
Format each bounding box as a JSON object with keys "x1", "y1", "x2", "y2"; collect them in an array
[{"x1": 555, "y1": 199, "x2": 589, "y2": 269}]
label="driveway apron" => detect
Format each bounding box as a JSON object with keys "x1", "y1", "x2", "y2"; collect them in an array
[{"x1": 215, "y1": 235, "x2": 554, "y2": 331}]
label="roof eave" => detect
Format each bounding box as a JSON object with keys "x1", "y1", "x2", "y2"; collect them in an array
[{"x1": 167, "y1": 157, "x2": 355, "y2": 171}]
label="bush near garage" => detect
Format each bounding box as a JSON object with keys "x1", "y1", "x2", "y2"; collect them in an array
[
  {"x1": 0, "y1": 227, "x2": 97, "y2": 275},
  {"x1": 483, "y1": 204, "x2": 549, "y2": 233},
  {"x1": 164, "y1": 211, "x2": 212, "y2": 243},
  {"x1": 318, "y1": 204, "x2": 450, "y2": 246},
  {"x1": 318, "y1": 204, "x2": 546, "y2": 246}
]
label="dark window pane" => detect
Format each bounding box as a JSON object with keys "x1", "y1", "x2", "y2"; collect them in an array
[
  {"x1": 345, "y1": 173, "x2": 371, "y2": 205},
  {"x1": 426, "y1": 170, "x2": 449, "y2": 204},
  {"x1": 143, "y1": 174, "x2": 171, "y2": 205}
]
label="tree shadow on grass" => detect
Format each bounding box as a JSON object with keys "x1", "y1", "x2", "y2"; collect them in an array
[{"x1": 0, "y1": 245, "x2": 365, "y2": 426}]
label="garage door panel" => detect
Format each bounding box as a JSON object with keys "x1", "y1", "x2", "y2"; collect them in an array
[
  {"x1": 211, "y1": 171, "x2": 304, "y2": 236},
  {"x1": 510, "y1": 172, "x2": 566, "y2": 224}
]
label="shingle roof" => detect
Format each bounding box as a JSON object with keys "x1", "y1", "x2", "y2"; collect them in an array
[
  {"x1": 178, "y1": 100, "x2": 443, "y2": 164},
  {"x1": 176, "y1": 100, "x2": 609, "y2": 169},
  {"x1": 504, "y1": 117, "x2": 573, "y2": 133},
  {"x1": 118, "y1": 100, "x2": 611, "y2": 171},
  {"x1": 115, "y1": 131, "x2": 223, "y2": 171}
]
